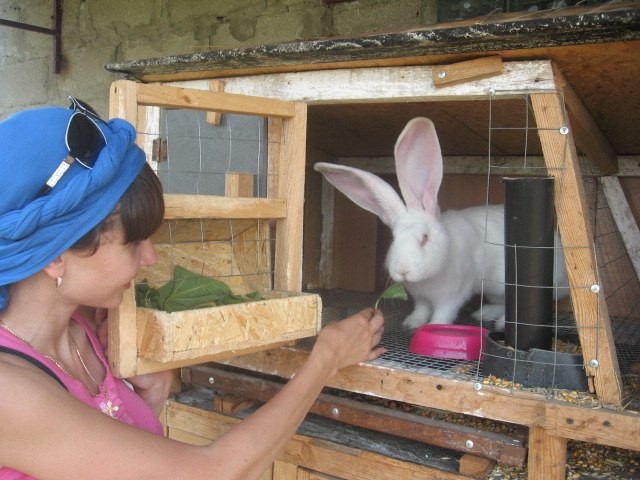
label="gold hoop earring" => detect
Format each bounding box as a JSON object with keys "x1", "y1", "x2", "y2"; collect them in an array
[{"x1": 55, "y1": 276, "x2": 63, "y2": 288}]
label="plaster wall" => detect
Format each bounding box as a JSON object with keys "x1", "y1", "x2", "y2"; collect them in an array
[{"x1": 0, "y1": 0, "x2": 437, "y2": 119}]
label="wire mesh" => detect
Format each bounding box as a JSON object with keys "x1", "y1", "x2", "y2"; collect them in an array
[
  {"x1": 315, "y1": 90, "x2": 639, "y2": 403},
  {"x1": 135, "y1": 107, "x2": 278, "y2": 295}
]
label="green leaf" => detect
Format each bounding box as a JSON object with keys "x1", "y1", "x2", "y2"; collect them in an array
[
  {"x1": 135, "y1": 279, "x2": 162, "y2": 310},
  {"x1": 135, "y1": 266, "x2": 265, "y2": 313},
  {"x1": 374, "y1": 283, "x2": 408, "y2": 309}
]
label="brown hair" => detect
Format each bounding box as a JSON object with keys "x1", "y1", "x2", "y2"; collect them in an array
[{"x1": 72, "y1": 162, "x2": 165, "y2": 253}]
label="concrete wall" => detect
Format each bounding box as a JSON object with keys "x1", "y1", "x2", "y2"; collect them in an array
[{"x1": 0, "y1": 0, "x2": 437, "y2": 120}]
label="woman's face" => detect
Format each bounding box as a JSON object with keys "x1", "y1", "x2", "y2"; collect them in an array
[{"x1": 60, "y1": 225, "x2": 157, "y2": 309}]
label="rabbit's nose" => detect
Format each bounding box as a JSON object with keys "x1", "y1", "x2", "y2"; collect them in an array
[{"x1": 393, "y1": 268, "x2": 410, "y2": 281}]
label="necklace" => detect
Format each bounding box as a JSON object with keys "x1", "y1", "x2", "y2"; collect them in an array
[
  {"x1": 70, "y1": 334, "x2": 101, "y2": 387},
  {"x1": 0, "y1": 317, "x2": 101, "y2": 392}
]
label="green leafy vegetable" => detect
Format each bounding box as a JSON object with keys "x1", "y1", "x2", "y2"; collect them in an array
[
  {"x1": 374, "y1": 283, "x2": 408, "y2": 310},
  {"x1": 136, "y1": 266, "x2": 264, "y2": 313}
]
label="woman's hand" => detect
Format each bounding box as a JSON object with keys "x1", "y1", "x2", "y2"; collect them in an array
[{"x1": 311, "y1": 308, "x2": 385, "y2": 377}]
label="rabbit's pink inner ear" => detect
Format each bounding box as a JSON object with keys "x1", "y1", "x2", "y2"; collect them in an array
[
  {"x1": 314, "y1": 163, "x2": 406, "y2": 228},
  {"x1": 394, "y1": 118, "x2": 443, "y2": 215}
]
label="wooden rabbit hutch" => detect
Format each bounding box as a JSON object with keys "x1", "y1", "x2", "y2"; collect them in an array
[{"x1": 106, "y1": 3, "x2": 640, "y2": 479}]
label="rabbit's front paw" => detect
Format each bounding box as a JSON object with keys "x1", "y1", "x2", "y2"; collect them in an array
[
  {"x1": 402, "y1": 304, "x2": 431, "y2": 329},
  {"x1": 402, "y1": 314, "x2": 427, "y2": 329}
]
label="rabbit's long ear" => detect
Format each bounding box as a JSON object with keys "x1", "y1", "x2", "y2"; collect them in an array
[
  {"x1": 314, "y1": 162, "x2": 406, "y2": 227},
  {"x1": 394, "y1": 117, "x2": 443, "y2": 215}
]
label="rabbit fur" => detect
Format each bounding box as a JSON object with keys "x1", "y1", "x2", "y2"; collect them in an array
[{"x1": 314, "y1": 117, "x2": 568, "y2": 331}]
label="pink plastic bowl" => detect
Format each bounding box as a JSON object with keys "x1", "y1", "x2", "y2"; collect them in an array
[{"x1": 409, "y1": 324, "x2": 489, "y2": 361}]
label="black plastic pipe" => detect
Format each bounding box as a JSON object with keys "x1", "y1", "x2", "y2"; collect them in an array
[{"x1": 503, "y1": 176, "x2": 555, "y2": 351}]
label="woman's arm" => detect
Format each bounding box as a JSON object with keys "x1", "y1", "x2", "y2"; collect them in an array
[{"x1": 0, "y1": 308, "x2": 384, "y2": 480}]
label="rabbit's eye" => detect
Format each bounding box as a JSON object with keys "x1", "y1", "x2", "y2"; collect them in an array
[{"x1": 420, "y1": 234, "x2": 428, "y2": 246}]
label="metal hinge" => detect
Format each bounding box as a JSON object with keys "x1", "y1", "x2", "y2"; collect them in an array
[{"x1": 152, "y1": 137, "x2": 168, "y2": 163}]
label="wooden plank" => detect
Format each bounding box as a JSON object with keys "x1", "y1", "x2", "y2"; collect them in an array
[
  {"x1": 134, "y1": 340, "x2": 295, "y2": 375},
  {"x1": 527, "y1": 427, "x2": 567, "y2": 480},
  {"x1": 601, "y1": 176, "x2": 640, "y2": 279},
  {"x1": 163, "y1": 194, "x2": 287, "y2": 220},
  {"x1": 336, "y1": 155, "x2": 639, "y2": 177},
  {"x1": 432, "y1": 56, "x2": 504, "y2": 88},
  {"x1": 109, "y1": 80, "x2": 139, "y2": 125},
  {"x1": 530, "y1": 92, "x2": 623, "y2": 406},
  {"x1": 206, "y1": 79, "x2": 224, "y2": 125},
  {"x1": 135, "y1": 82, "x2": 297, "y2": 118},
  {"x1": 273, "y1": 102, "x2": 308, "y2": 291},
  {"x1": 319, "y1": 169, "x2": 338, "y2": 289},
  {"x1": 225, "y1": 172, "x2": 254, "y2": 197},
  {"x1": 151, "y1": 218, "x2": 261, "y2": 243},
  {"x1": 544, "y1": 402, "x2": 640, "y2": 452},
  {"x1": 222, "y1": 347, "x2": 548, "y2": 427},
  {"x1": 108, "y1": 79, "x2": 143, "y2": 378},
  {"x1": 336, "y1": 193, "x2": 378, "y2": 292},
  {"x1": 164, "y1": 401, "x2": 471, "y2": 480},
  {"x1": 551, "y1": 65, "x2": 618, "y2": 175},
  {"x1": 273, "y1": 461, "x2": 299, "y2": 480},
  {"x1": 192, "y1": 62, "x2": 556, "y2": 104},
  {"x1": 104, "y1": 4, "x2": 640, "y2": 82},
  {"x1": 187, "y1": 365, "x2": 527, "y2": 467}
]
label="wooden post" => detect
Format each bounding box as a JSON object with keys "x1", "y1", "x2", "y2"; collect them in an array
[
  {"x1": 108, "y1": 80, "x2": 142, "y2": 378},
  {"x1": 273, "y1": 102, "x2": 308, "y2": 292},
  {"x1": 527, "y1": 426, "x2": 567, "y2": 480},
  {"x1": 531, "y1": 91, "x2": 623, "y2": 406}
]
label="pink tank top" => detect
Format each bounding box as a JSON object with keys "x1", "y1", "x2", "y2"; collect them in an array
[{"x1": 0, "y1": 313, "x2": 164, "y2": 479}]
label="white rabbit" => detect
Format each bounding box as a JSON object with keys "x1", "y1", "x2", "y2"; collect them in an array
[{"x1": 314, "y1": 117, "x2": 568, "y2": 331}]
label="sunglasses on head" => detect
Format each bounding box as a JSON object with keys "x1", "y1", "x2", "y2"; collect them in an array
[{"x1": 37, "y1": 96, "x2": 108, "y2": 197}]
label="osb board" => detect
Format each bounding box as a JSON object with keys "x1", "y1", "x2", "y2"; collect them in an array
[
  {"x1": 139, "y1": 220, "x2": 272, "y2": 295},
  {"x1": 137, "y1": 291, "x2": 321, "y2": 362}
]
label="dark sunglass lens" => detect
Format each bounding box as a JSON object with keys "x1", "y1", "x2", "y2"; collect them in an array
[{"x1": 66, "y1": 114, "x2": 106, "y2": 167}]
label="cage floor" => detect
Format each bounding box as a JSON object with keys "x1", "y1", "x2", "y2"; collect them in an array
[{"x1": 311, "y1": 289, "x2": 640, "y2": 403}]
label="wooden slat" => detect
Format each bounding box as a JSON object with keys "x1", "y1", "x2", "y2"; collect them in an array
[
  {"x1": 206, "y1": 79, "x2": 225, "y2": 125},
  {"x1": 222, "y1": 347, "x2": 548, "y2": 427},
  {"x1": 225, "y1": 172, "x2": 255, "y2": 197},
  {"x1": 164, "y1": 401, "x2": 472, "y2": 480},
  {"x1": 135, "y1": 82, "x2": 297, "y2": 118},
  {"x1": 273, "y1": 102, "x2": 308, "y2": 291},
  {"x1": 108, "y1": 80, "x2": 143, "y2": 378},
  {"x1": 151, "y1": 218, "x2": 261, "y2": 243},
  {"x1": 163, "y1": 194, "x2": 287, "y2": 220},
  {"x1": 551, "y1": 64, "x2": 618, "y2": 175},
  {"x1": 527, "y1": 427, "x2": 567, "y2": 480},
  {"x1": 601, "y1": 176, "x2": 640, "y2": 278},
  {"x1": 134, "y1": 340, "x2": 295, "y2": 375},
  {"x1": 530, "y1": 92, "x2": 623, "y2": 406},
  {"x1": 187, "y1": 365, "x2": 527, "y2": 467},
  {"x1": 203, "y1": 61, "x2": 557, "y2": 104},
  {"x1": 544, "y1": 402, "x2": 640, "y2": 452},
  {"x1": 432, "y1": 55, "x2": 504, "y2": 88},
  {"x1": 273, "y1": 461, "x2": 299, "y2": 480}
]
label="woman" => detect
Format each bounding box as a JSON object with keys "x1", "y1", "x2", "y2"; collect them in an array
[{"x1": 0, "y1": 100, "x2": 385, "y2": 479}]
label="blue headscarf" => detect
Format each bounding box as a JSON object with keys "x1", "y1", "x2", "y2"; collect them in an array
[{"x1": 0, "y1": 105, "x2": 146, "y2": 309}]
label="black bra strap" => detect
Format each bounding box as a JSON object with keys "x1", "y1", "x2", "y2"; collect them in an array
[{"x1": 0, "y1": 345, "x2": 68, "y2": 390}]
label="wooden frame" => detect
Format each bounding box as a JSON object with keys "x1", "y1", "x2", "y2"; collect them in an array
[
  {"x1": 169, "y1": 59, "x2": 637, "y2": 479},
  {"x1": 108, "y1": 57, "x2": 639, "y2": 479},
  {"x1": 107, "y1": 80, "x2": 319, "y2": 377},
  {"x1": 173, "y1": 59, "x2": 623, "y2": 405}
]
